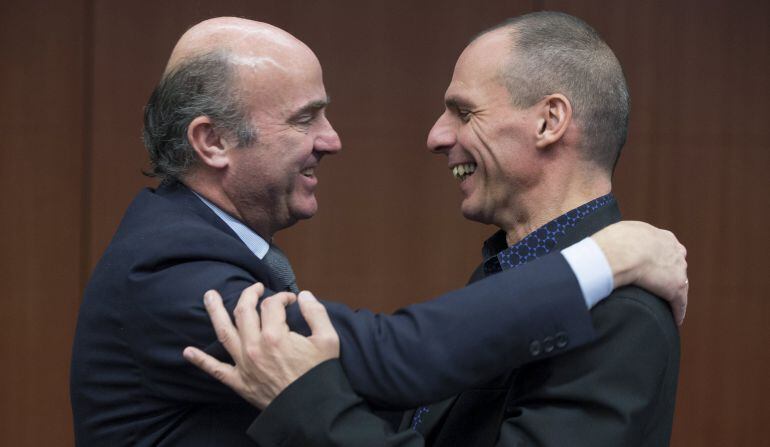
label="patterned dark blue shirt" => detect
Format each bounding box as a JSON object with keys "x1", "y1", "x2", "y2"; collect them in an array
[
  {"x1": 482, "y1": 194, "x2": 614, "y2": 275},
  {"x1": 411, "y1": 193, "x2": 614, "y2": 432}
]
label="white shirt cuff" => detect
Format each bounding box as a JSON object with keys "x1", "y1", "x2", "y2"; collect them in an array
[{"x1": 561, "y1": 237, "x2": 614, "y2": 309}]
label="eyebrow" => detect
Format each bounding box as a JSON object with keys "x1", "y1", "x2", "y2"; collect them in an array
[
  {"x1": 289, "y1": 96, "x2": 331, "y2": 121},
  {"x1": 445, "y1": 96, "x2": 474, "y2": 110}
]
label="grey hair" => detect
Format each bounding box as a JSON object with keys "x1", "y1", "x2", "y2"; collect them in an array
[
  {"x1": 479, "y1": 11, "x2": 630, "y2": 173},
  {"x1": 142, "y1": 50, "x2": 258, "y2": 181}
]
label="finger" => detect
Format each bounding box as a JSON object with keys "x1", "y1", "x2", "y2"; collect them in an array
[
  {"x1": 183, "y1": 346, "x2": 241, "y2": 390},
  {"x1": 675, "y1": 300, "x2": 686, "y2": 326},
  {"x1": 203, "y1": 290, "x2": 242, "y2": 359},
  {"x1": 672, "y1": 282, "x2": 688, "y2": 326},
  {"x1": 260, "y1": 292, "x2": 296, "y2": 335},
  {"x1": 233, "y1": 283, "x2": 265, "y2": 345},
  {"x1": 672, "y1": 300, "x2": 683, "y2": 326},
  {"x1": 298, "y1": 291, "x2": 339, "y2": 355},
  {"x1": 680, "y1": 281, "x2": 689, "y2": 326},
  {"x1": 297, "y1": 291, "x2": 334, "y2": 336}
]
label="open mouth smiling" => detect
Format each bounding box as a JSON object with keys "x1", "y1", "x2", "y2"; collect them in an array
[
  {"x1": 301, "y1": 167, "x2": 315, "y2": 177},
  {"x1": 450, "y1": 162, "x2": 477, "y2": 181}
]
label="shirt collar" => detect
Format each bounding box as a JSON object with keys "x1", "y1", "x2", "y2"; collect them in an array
[
  {"x1": 482, "y1": 193, "x2": 615, "y2": 275},
  {"x1": 193, "y1": 192, "x2": 270, "y2": 260}
]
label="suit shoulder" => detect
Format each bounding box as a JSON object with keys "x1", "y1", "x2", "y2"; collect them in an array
[
  {"x1": 110, "y1": 189, "x2": 239, "y2": 250},
  {"x1": 90, "y1": 188, "x2": 256, "y2": 283},
  {"x1": 592, "y1": 286, "x2": 680, "y2": 348}
]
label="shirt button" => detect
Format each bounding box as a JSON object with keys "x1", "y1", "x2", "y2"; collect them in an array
[
  {"x1": 543, "y1": 336, "x2": 555, "y2": 353},
  {"x1": 556, "y1": 332, "x2": 569, "y2": 349},
  {"x1": 529, "y1": 340, "x2": 542, "y2": 357}
]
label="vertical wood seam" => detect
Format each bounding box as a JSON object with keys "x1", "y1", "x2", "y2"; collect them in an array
[{"x1": 79, "y1": 0, "x2": 94, "y2": 293}]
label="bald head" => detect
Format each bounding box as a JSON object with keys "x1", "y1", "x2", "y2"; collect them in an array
[
  {"x1": 143, "y1": 17, "x2": 323, "y2": 181},
  {"x1": 166, "y1": 17, "x2": 313, "y2": 76}
]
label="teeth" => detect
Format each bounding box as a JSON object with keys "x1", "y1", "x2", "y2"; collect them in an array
[
  {"x1": 451, "y1": 163, "x2": 476, "y2": 180},
  {"x1": 301, "y1": 167, "x2": 315, "y2": 176}
]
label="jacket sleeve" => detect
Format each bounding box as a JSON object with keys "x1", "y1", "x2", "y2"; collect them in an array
[
  {"x1": 248, "y1": 359, "x2": 425, "y2": 447},
  {"x1": 494, "y1": 290, "x2": 680, "y2": 446},
  {"x1": 246, "y1": 293, "x2": 678, "y2": 447},
  {"x1": 305, "y1": 253, "x2": 596, "y2": 408},
  {"x1": 127, "y1": 227, "x2": 595, "y2": 408}
]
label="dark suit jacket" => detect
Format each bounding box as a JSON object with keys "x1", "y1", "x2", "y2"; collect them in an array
[
  {"x1": 71, "y1": 181, "x2": 596, "y2": 446},
  {"x1": 248, "y1": 199, "x2": 680, "y2": 447}
]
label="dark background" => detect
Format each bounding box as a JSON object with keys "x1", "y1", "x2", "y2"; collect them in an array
[{"x1": 2, "y1": 0, "x2": 768, "y2": 445}]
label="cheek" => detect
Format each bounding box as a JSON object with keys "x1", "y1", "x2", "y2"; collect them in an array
[
  {"x1": 277, "y1": 134, "x2": 314, "y2": 163},
  {"x1": 464, "y1": 123, "x2": 504, "y2": 177},
  {"x1": 475, "y1": 116, "x2": 511, "y2": 150},
  {"x1": 487, "y1": 123, "x2": 533, "y2": 169}
]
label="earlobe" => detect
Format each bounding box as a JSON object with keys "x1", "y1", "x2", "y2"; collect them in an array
[{"x1": 188, "y1": 116, "x2": 230, "y2": 169}]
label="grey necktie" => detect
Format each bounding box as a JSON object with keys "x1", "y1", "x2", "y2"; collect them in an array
[{"x1": 262, "y1": 244, "x2": 300, "y2": 294}]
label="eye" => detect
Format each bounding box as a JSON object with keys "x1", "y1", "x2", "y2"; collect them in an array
[
  {"x1": 288, "y1": 114, "x2": 317, "y2": 133},
  {"x1": 457, "y1": 109, "x2": 472, "y2": 122},
  {"x1": 293, "y1": 114, "x2": 314, "y2": 125}
]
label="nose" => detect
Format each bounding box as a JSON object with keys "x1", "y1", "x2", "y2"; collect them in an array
[
  {"x1": 315, "y1": 115, "x2": 342, "y2": 155},
  {"x1": 426, "y1": 111, "x2": 455, "y2": 154}
]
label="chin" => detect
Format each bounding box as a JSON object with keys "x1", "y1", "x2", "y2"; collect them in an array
[
  {"x1": 290, "y1": 199, "x2": 318, "y2": 221},
  {"x1": 461, "y1": 202, "x2": 493, "y2": 225},
  {"x1": 460, "y1": 208, "x2": 483, "y2": 224}
]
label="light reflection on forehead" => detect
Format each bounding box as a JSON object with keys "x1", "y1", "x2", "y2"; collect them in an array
[
  {"x1": 203, "y1": 23, "x2": 299, "y2": 49},
  {"x1": 229, "y1": 54, "x2": 286, "y2": 72}
]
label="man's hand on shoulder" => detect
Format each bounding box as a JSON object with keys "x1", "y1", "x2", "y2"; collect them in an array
[
  {"x1": 183, "y1": 283, "x2": 340, "y2": 409},
  {"x1": 592, "y1": 221, "x2": 689, "y2": 326}
]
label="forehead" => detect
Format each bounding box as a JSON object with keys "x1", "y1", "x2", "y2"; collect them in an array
[
  {"x1": 445, "y1": 30, "x2": 511, "y2": 103},
  {"x1": 236, "y1": 49, "x2": 328, "y2": 116}
]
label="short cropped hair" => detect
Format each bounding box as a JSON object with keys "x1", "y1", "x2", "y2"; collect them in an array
[
  {"x1": 142, "y1": 51, "x2": 257, "y2": 181},
  {"x1": 480, "y1": 11, "x2": 629, "y2": 172}
]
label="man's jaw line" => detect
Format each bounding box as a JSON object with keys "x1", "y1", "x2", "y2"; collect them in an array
[{"x1": 448, "y1": 163, "x2": 542, "y2": 246}]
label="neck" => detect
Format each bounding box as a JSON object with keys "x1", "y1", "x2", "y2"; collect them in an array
[
  {"x1": 501, "y1": 170, "x2": 611, "y2": 246},
  {"x1": 183, "y1": 172, "x2": 275, "y2": 240}
]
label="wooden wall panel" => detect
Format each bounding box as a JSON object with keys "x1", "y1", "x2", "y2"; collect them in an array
[
  {"x1": 1, "y1": 0, "x2": 766, "y2": 445},
  {"x1": 0, "y1": 0, "x2": 87, "y2": 445},
  {"x1": 541, "y1": 1, "x2": 770, "y2": 445}
]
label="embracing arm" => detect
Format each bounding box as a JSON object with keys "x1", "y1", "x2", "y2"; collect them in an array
[
  {"x1": 310, "y1": 252, "x2": 591, "y2": 407},
  {"x1": 154, "y1": 246, "x2": 588, "y2": 407},
  {"x1": 186, "y1": 262, "x2": 683, "y2": 447},
  {"x1": 280, "y1": 221, "x2": 686, "y2": 407},
  {"x1": 248, "y1": 360, "x2": 426, "y2": 447},
  {"x1": 174, "y1": 220, "x2": 685, "y2": 407},
  {"x1": 191, "y1": 289, "x2": 678, "y2": 446}
]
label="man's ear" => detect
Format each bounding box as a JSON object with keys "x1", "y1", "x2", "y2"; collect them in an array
[
  {"x1": 188, "y1": 116, "x2": 231, "y2": 169},
  {"x1": 534, "y1": 94, "x2": 572, "y2": 149}
]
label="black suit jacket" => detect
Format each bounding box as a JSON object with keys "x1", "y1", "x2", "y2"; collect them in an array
[
  {"x1": 71, "y1": 181, "x2": 596, "y2": 446},
  {"x1": 249, "y1": 199, "x2": 679, "y2": 446}
]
